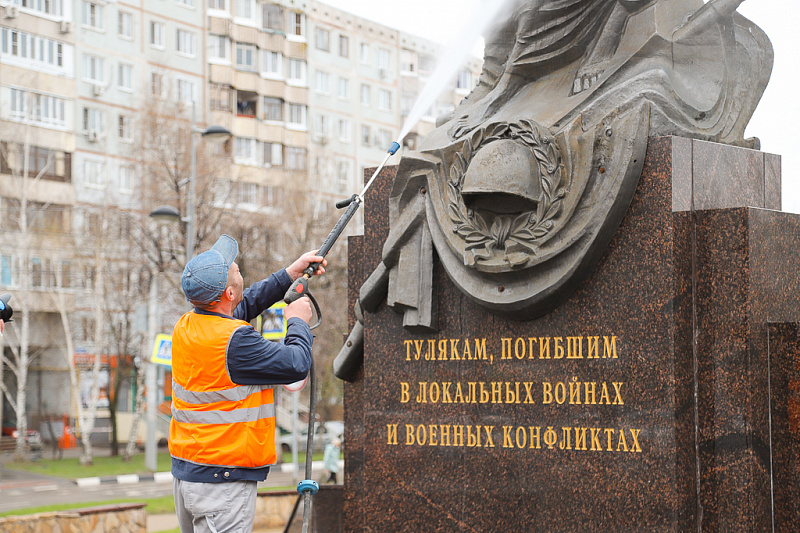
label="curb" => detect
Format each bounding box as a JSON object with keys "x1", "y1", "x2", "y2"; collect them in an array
[{"x1": 75, "y1": 471, "x2": 173, "y2": 487}]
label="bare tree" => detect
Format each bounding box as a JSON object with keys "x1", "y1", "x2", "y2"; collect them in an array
[{"x1": 0, "y1": 129, "x2": 58, "y2": 460}]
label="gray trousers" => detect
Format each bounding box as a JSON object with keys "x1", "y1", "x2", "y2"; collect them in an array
[{"x1": 174, "y1": 478, "x2": 257, "y2": 532}]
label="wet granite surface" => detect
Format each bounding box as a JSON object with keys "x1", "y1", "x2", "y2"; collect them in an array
[{"x1": 342, "y1": 137, "x2": 800, "y2": 531}]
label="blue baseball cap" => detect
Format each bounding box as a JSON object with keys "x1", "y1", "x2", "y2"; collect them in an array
[{"x1": 181, "y1": 235, "x2": 239, "y2": 305}]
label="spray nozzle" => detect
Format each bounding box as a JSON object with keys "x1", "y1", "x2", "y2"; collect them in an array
[{"x1": 387, "y1": 141, "x2": 401, "y2": 155}]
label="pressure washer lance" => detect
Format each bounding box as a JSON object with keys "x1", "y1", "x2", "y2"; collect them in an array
[
  {"x1": 286, "y1": 141, "x2": 400, "y2": 532},
  {"x1": 284, "y1": 141, "x2": 401, "y2": 307}
]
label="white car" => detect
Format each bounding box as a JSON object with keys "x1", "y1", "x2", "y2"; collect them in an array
[{"x1": 278, "y1": 421, "x2": 343, "y2": 456}]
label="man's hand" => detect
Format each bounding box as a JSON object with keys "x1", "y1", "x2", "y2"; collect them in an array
[
  {"x1": 284, "y1": 296, "x2": 312, "y2": 324},
  {"x1": 286, "y1": 250, "x2": 327, "y2": 281},
  {"x1": 0, "y1": 319, "x2": 4, "y2": 336}
]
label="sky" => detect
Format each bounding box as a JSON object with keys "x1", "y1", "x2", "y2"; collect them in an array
[{"x1": 323, "y1": 0, "x2": 800, "y2": 213}]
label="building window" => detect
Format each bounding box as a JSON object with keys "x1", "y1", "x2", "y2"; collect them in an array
[
  {"x1": 211, "y1": 83, "x2": 233, "y2": 111},
  {"x1": 208, "y1": 0, "x2": 226, "y2": 9},
  {"x1": 178, "y1": 0, "x2": 194, "y2": 7},
  {"x1": 290, "y1": 12, "x2": 305, "y2": 37},
  {"x1": 118, "y1": 63, "x2": 133, "y2": 91},
  {"x1": 82, "y1": 107, "x2": 105, "y2": 133},
  {"x1": 150, "y1": 21, "x2": 165, "y2": 48},
  {"x1": 236, "y1": 90, "x2": 257, "y2": 116},
  {"x1": 287, "y1": 103, "x2": 306, "y2": 128},
  {"x1": 263, "y1": 142, "x2": 282, "y2": 166},
  {"x1": 315, "y1": 114, "x2": 329, "y2": 137},
  {"x1": 118, "y1": 11, "x2": 133, "y2": 39},
  {"x1": 177, "y1": 29, "x2": 196, "y2": 56},
  {"x1": 262, "y1": 4, "x2": 283, "y2": 30},
  {"x1": 84, "y1": 159, "x2": 105, "y2": 188},
  {"x1": 361, "y1": 125, "x2": 371, "y2": 146},
  {"x1": 315, "y1": 27, "x2": 329, "y2": 51},
  {"x1": 235, "y1": 42, "x2": 256, "y2": 71},
  {"x1": 118, "y1": 115, "x2": 133, "y2": 141},
  {"x1": 400, "y1": 50, "x2": 416, "y2": 74},
  {"x1": 338, "y1": 77, "x2": 349, "y2": 99},
  {"x1": 359, "y1": 42, "x2": 369, "y2": 64},
  {"x1": 177, "y1": 79, "x2": 196, "y2": 104},
  {"x1": 8, "y1": 89, "x2": 67, "y2": 128},
  {"x1": 82, "y1": 1, "x2": 105, "y2": 30},
  {"x1": 119, "y1": 165, "x2": 135, "y2": 192},
  {"x1": 13, "y1": 0, "x2": 63, "y2": 16},
  {"x1": 315, "y1": 70, "x2": 330, "y2": 95},
  {"x1": 338, "y1": 34, "x2": 349, "y2": 58},
  {"x1": 1, "y1": 255, "x2": 16, "y2": 287},
  {"x1": 285, "y1": 146, "x2": 306, "y2": 170},
  {"x1": 378, "y1": 129, "x2": 392, "y2": 149},
  {"x1": 234, "y1": 137, "x2": 258, "y2": 165},
  {"x1": 151, "y1": 72, "x2": 164, "y2": 98},
  {"x1": 377, "y1": 48, "x2": 390, "y2": 71},
  {"x1": 83, "y1": 54, "x2": 104, "y2": 83},
  {"x1": 1, "y1": 29, "x2": 70, "y2": 74},
  {"x1": 336, "y1": 160, "x2": 350, "y2": 192},
  {"x1": 234, "y1": 0, "x2": 252, "y2": 19},
  {"x1": 209, "y1": 35, "x2": 230, "y2": 62},
  {"x1": 457, "y1": 69, "x2": 472, "y2": 90},
  {"x1": 287, "y1": 58, "x2": 306, "y2": 84},
  {"x1": 263, "y1": 97, "x2": 282, "y2": 121},
  {"x1": 378, "y1": 88, "x2": 391, "y2": 111},
  {"x1": 360, "y1": 84, "x2": 370, "y2": 106},
  {"x1": 261, "y1": 50, "x2": 282, "y2": 77},
  {"x1": 338, "y1": 119, "x2": 351, "y2": 143}
]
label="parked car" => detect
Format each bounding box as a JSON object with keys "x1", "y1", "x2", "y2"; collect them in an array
[
  {"x1": 279, "y1": 421, "x2": 343, "y2": 457},
  {"x1": 1, "y1": 424, "x2": 43, "y2": 451}
]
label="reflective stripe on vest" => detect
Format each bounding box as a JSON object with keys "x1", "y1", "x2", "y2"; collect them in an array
[{"x1": 172, "y1": 396, "x2": 276, "y2": 424}]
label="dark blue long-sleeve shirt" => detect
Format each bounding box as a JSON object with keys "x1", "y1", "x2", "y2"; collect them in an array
[{"x1": 171, "y1": 269, "x2": 313, "y2": 482}]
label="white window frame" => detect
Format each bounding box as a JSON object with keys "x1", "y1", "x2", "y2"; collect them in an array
[
  {"x1": 234, "y1": 137, "x2": 259, "y2": 166},
  {"x1": 119, "y1": 165, "x2": 135, "y2": 192},
  {"x1": 338, "y1": 119, "x2": 351, "y2": 143},
  {"x1": 287, "y1": 58, "x2": 306, "y2": 86},
  {"x1": 261, "y1": 50, "x2": 283, "y2": 79},
  {"x1": 83, "y1": 54, "x2": 104, "y2": 84},
  {"x1": 82, "y1": 1, "x2": 105, "y2": 31},
  {"x1": 150, "y1": 21, "x2": 165, "y2": 49},
  {"x1": 360, "y1": 83, "x2": 370, "y2": 107},
  {"x1": 315, "y1": 70, "x2": 330, "y2": 95},
  {"x1": 378, "y1": 88, "x2": 391, "y2": 111},
  {"x1": 118, "y1": 62, "x2": 134, "y2": 91},
  {"x1": 209, "y1": 35, "x2": 231, "y2": 63},
  {"x1": 83, "y1": 158, "x2": 106, "y2": 189},
  {"x1": 176, "y1": 29, "x2": 196, "y2": 57},
  {"x1": 235, "y1": 42, "x2": 256, "y2": 71},
  {"x1": 287, "y1": 103, "x2": 306, "y2": 130},
  {"x1": 118, "y1": 114, "x2": 133, "y2": 142},
  {"x1": 118, "y1": 11, "x2": 133, "y2": 40}
]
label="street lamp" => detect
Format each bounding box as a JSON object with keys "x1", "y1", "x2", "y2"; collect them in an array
[{"x1": 143, "y1": 107, "x2": 231, "y2": 471}]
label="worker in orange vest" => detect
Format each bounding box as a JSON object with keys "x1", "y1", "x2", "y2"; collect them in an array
[{"x1": 169, "y1": 235, "x2": 325, "y2": 532}]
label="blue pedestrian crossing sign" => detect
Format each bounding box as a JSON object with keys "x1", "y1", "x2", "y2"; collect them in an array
[
  {"x1": 151, "y1": 334, "x2": 173, "y2": 366},
  {"x1": 260, "y1": 302, "x2": 288, "y2": 340}
]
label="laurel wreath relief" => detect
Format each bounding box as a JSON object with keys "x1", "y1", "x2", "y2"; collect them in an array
[{"x1": 446, "y1": 121, "x2": 565, "y2": 268}]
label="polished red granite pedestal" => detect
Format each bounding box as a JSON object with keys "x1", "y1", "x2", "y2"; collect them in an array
[{"x1": 342, "y1": 137, "x2": 799, "y2": 532}]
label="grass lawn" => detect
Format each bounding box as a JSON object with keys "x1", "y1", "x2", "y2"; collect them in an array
[{"x1": 2, "y1": 451, "x2": 173, "y2": 479}]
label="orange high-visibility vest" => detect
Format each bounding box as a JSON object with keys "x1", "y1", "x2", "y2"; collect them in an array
[{"x1": 169, "y1": 312, "x2": 276, "y2": 468}]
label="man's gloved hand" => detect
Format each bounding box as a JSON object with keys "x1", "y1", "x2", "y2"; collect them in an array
[
  {"x1": 286, "y1": 251, "x2": 327, "y2": 280},
  {"x1": 285, "y1": 296, "x2": 312, "y2": 324}
]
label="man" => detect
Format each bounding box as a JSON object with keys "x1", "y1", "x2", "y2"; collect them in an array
[{"x1": 169, "y1": 234, "x2": 326, "y2": 532}]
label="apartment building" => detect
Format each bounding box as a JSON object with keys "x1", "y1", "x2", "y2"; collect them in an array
[{"x1": 0, "y1": 0, "x2": 481, "y2": 436}]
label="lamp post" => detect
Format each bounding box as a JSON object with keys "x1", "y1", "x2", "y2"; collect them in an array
[{"x1": 143, "y1": 106, "x2": 232, "y2": 470}]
